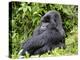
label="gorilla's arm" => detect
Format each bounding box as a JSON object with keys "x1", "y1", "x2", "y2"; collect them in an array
[
  {"x1": 21, "y1": 27, "x2": 40, "y2": 48},
  {"x1": 23, "y1": 31, "x2": 48, "y2": 49},
  {"x1": 22, "y1": 30, "x2": 62, "y2": 52}
]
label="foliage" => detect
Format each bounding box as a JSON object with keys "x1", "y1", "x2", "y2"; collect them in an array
[{"x1": 9, "y1": 2, "x2": 78, "y2": 59}]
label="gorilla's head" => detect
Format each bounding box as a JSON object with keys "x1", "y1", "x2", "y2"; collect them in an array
[{"x1": 40, "y1": 10, "x2": 63, "y2": 30}]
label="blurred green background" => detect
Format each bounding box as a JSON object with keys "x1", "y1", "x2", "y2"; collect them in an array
[{"x1": 9, "y1": 2, "x2": 78, "y2": 58}]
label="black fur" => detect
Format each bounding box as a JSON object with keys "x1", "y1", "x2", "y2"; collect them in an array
[{"x1": 19, "y1": 10, "x2": 65, "y2": 56}]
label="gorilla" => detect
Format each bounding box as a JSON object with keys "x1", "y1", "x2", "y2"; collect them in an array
[{"x1": 18, "y1": 10, "x2": 65, "y2": 58}]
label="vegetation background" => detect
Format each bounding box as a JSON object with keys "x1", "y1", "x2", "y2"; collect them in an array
[{"x1": 9, "y1": 2, "x2": 78, "y2": 58}]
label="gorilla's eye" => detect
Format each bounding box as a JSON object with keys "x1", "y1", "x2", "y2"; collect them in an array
[
  {"x1": 44, "y1": 16, "x2": 50, "y2": 22},
  {"x1": 45, "y1": 18, "x2": 49, "y2": 22},
  {"x1": 54, "y1": 14, "x2": 58, "y2": 22},
  {"x1": 54, "y1": 18, "x2": 57, "y2": 22}
]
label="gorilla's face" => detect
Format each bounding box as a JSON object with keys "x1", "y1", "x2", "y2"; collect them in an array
[{"x1": 40, "y1": 11, "x2": 58, "y2": 30}]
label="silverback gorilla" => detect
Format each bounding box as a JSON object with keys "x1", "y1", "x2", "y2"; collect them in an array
[{"x1": 18, "y1": 10, "x2": 65, "y2": 58}]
